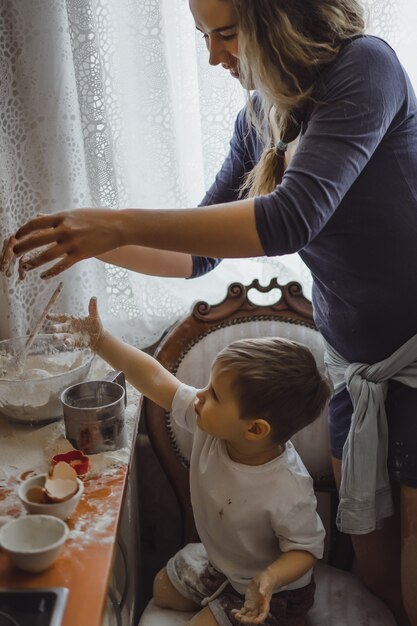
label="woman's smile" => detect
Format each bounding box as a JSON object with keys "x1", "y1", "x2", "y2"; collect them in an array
[{"x1": 222, "y1": 63, "x2": 240, "y2": 79}]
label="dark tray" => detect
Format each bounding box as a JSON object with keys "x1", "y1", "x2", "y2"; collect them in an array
[{"x1": 0, "y1": 588, "x2": 68, "y2": 626}]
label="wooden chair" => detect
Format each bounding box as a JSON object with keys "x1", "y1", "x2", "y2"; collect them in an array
[{"x1": 138, "y1": 279, "x2": 396, "y2": 626}]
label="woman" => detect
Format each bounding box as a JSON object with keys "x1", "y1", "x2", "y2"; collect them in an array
[{"x1": 2, "y1": 1, "x2": 417, "y2": 624}]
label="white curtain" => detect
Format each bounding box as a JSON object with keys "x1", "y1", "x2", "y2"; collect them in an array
[{"x1": 1, "y1": 0, "x2": 416, "y2": 346}]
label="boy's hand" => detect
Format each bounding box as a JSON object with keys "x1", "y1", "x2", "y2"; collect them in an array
[
  {"x1": 47, "y1": 296, "x2": 103, "y2": 349},
  {"x1": 231, "y1": 570, "x2": 275, "y2": 624}
]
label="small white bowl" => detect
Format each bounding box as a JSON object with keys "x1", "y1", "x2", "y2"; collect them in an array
[
  {"x1": 18, "y1": 473, "x2": 84, "y2": 521},
  {"x1": 0, "y1": 515, "x2": 69, "y2": 573}
]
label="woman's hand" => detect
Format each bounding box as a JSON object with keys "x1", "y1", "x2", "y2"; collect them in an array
[
  {"x1": 231, "y1": 570, "x2": 275, "y2": 624},
  {"x1": 1, "y1": 234, "x2": 18, "y2": 278},
  {"x1": 48, "y1": 296, "x2": 103, "y2": 349},
  {"x1": 0, "y1": 209, "x2": 125, "y2": 279}
]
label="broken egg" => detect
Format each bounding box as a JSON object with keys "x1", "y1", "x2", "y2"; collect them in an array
[
  {"x1": 44, "y1": 461, "x2": 79, "y2": 503},
  {"x1": 26, "y1": 486, "x2": 49, "y2": 505},
  {"x1": 50, "y1": 461, "x2": 78, "y2": 480},
  {"x1": 44, "y1": 478, "x2": 78, "y2": 503},
  {"x1": 18, "y1": 471, "x2": 84, "y2": 520}
]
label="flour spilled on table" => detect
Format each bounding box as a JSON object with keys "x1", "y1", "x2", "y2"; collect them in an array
[{"x1": 65, "y1": 468, "x2": 124, "y2": 549}]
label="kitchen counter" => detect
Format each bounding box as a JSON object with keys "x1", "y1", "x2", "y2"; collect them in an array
[{"x1": 0, "y1": 360, "x2": 142, "y2": 626}]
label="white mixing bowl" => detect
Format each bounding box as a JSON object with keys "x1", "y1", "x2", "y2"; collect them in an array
[{"x1": 0, "y1": 334, "x2": 94, "y2": 424}]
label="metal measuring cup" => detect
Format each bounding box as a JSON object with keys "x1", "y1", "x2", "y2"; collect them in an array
[{"x1": 61, "y1": 371, "x2": 128, "y2": 454}]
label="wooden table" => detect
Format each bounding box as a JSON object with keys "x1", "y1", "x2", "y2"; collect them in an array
[{"x1": 0, "y1": 392, "x2": 142, "y2": 626}]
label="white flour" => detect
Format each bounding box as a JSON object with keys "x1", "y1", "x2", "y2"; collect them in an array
[
  {"x1": 65, "y1": 467, "x2": 122, "y2": 548},
  {"x1": 0, "y1": 349, "x2": 87, "y2": 380},
  {"x1": 0, "y1": 349, "x2": 93, "y2": 422}
]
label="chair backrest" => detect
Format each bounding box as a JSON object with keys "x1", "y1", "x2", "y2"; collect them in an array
[{"x1": 143, "y1": 279, "x2": 341, "y2": 553}]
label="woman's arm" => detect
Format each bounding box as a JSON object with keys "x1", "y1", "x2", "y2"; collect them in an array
[
  {"x1": 96, "y1": 246, "x2": 193, "y2": 278},
  {"x1": 6, "y1": 198, "x2": 262, "y2": 279},
  {"x1": 122, "y1": 200, "x2": 261, "y2": 256}
]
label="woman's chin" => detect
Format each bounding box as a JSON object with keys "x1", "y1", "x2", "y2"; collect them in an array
[{"x1": 235, "y1": 73, "x2": 254, "y2": 90}]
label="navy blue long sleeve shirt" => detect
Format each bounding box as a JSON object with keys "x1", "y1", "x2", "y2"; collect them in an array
[{"x1": 193, "y1": 36, "x2": 417, "y2": 365}]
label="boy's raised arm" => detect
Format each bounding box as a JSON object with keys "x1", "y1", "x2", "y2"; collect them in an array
[
  {"x1": 48, "y1": 297, "x2": 180, "y2": 411},
  {"x1": 95, "y1": 331, "x2": 180, "y2": 410}
]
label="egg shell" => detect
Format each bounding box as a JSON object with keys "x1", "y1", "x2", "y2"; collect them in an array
[
  {"x1": 44, "y1": 477, "x2": 78, "y2": 502},
  {"x1": 51, "y1": 461, "x2": 78, "y2": 481}
]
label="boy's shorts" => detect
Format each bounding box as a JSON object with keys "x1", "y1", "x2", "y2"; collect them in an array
[
  {"x1": 166, "y1": 543, "x2": 315, "y2": 626},
  {"x1": 329, "y1": 381, "x2": 417, "y2": 487}
]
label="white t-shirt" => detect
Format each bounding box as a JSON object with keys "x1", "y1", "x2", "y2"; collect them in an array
[{"x1": 171, "y1": 383, "x2": 325, "y2": 595}]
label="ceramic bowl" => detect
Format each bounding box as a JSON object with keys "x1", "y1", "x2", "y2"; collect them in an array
[
  {"x1": 0, "y1": 334, "x2": 94, "y2": 424},
  {"x1": 0, "y1": 515, "x2": 69, "y2": 573},
  {"x1": 18, "y1": 473, "x2": 84, "y2": 521}
]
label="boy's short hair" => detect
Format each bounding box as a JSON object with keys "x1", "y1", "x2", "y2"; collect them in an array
[{"x1": 215, "y1": 337, "x2": 332, "y2": 444}]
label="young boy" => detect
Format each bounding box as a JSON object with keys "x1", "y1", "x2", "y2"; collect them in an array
[{"x1": 50, "y1": 297, "x2": 331, "y2": 626}]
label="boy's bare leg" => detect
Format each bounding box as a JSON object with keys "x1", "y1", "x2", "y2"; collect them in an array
[
  {"x1": 332, "y1": 458, "x2": 411, "y2": 626},
  {"x1": 153, "y1": 567, "x2": 308, "y2": 626},
  {"x1": 401, "y1": 485, "x2": 417, "y2": 625},
  {"x1": 187, "y1": 607, "x2": 218, "y2": 625},
  {"x1": 153, "y1": 567, "x2": 200, "y2": 612}
]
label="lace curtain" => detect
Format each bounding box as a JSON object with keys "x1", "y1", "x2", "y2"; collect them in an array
[{"x1": 1, "y1": 0, "x2": 416, "y2": 346}]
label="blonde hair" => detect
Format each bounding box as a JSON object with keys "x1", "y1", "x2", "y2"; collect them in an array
[
  {"x1": 232, "y1": 0, "x2": 365, "y2": 197},
  {"x1": 215, "y1": 337, "x2": 332, "y2": 444}
]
